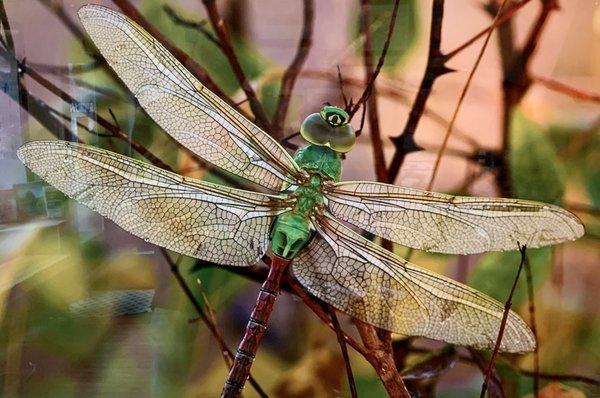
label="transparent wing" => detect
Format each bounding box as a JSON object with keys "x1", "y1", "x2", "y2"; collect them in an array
[
  {"x1": 325, "y1": 181, "x2": 584, "y2": 254},
  {"x1": 18, "y1": 141, "x2": 291, "y2": 266},
  {"x1": 78, "y1": 5, "x2": 302, "y2": 191},
  {"x1": 292, "y1": 214, "x2": 535, "y2": 353}
]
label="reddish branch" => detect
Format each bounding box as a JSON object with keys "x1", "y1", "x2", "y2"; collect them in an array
[
  {"x1": 272, "y1": 0, "x2": 315, "y2": 139},
  {"x1": 480, "y1": 244, "x2": 528, "y2": 398},
  {"x1": 445, "y1": 0, "x2": 532, "y2": 60},
  {"x1": 327, "y1": 305, "x2": 358, "y2": 398},
  {"x1": 387, "y1": 0, "x2": 446, "y2": 184},
  {"x1": 533, "y1": 75, "x2": 600, "y2": 103},
  {"x1": 355, "y1": 321, "x2": 411, "y2": 397},
  {"x1": 199, "y1": 0, "x2": 272, "y2": 132}
]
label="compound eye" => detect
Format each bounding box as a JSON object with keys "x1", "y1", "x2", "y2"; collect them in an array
[
  {"x1": 326, "y1": 113, "x2": 343, "y2": 127},
  {"x1": 300, "y1": 113, "x2": 332, "y2": 146}
]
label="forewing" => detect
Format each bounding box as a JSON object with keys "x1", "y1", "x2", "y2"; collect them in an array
[
  {"x1": 78, "y1": 5, "x2": 301, "y2": 191},
  {"x1": 18, "y1": 141, "x2": 291, "y2": 266},
  {"x1": 326, "y1": 181, "x2": 583, "y2": 254},
  {"x1": 292, "y1": 214, "x2": 535, "y2": 352}
]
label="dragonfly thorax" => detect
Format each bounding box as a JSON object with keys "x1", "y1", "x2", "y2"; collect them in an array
[{"x1": 270, "y1": 146, "x2": 338, "y2": 259}]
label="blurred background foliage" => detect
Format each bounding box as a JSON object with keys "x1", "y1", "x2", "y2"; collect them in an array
[{"x1": 0, "y1": 0, "x2": 598, "y2": 397}]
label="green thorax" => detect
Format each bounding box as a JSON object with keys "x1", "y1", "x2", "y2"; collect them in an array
[
  {"x1": 270, "y1": 144, "x2": 342, "y2": 259},
  {"x1": 293, "y1": 144, "x2": 342, "y2": 182}
]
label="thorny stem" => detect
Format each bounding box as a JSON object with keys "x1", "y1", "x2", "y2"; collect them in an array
[
  {"x1": 200, "y1": 0, "x2": 272, "y2": 132},
  {"x1": 327, "y1": 305, "x2": 357, "y2": 398},
  {"x1": 160, "y1": 249, "x2": 268, "y2": 398},
  {"x1": 480, "y1": 244, "x2": 528, "y2": 398},
  {"x1": 387, "y1": 0, "x2": 445, "y2": 184},
  {"x1": 426, "y1": 0, "x2": 509, "y2": 191},
  {"x1": 272, "y1": 0, "x2": 315, "y2": 138}
]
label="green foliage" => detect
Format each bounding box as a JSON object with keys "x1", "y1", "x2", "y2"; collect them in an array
[
  {"x1": 468, "y1": 247, "x2": 552, "y2": 308},
  {"x1": 260, "y1": 76, "x2": 282, "y2": 119},
  {"x1": 354, "y1": 0, "x2": 418, "y2": 70},
  {"x1": 509, "y1": 110, "x2": 566, "y2": 204}
]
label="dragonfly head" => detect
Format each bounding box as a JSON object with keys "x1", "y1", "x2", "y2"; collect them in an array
[{"x1": 300, "y1": 106, "x2": 356, "y2": 153}]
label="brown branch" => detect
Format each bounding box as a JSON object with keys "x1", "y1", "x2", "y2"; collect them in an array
[
  {"x1": 110, "y1": 0, "x2": 230, "y2": 105},
  {"x1": 524, "y1": 254, "x2": 539, "y2": 397},
  {"x1": 480, "y1": 243, "x2": 528, "y2": 398},
  {"x1": 387, "y1": 0, "x2": 446, "y2": 184},
  {"x1": 491, "y1": 0, "x2": 560, "y2": 196},
  {"x1": 349, "y1": 0, "x2": 401, "y2": 118},
  {"x1": 426, "y1": 0, "x2": 508, "y2": 191},
  {"x1": 355, "y1": 321, "x2": 410, "y2": 397},
  {"x1": 0, "y1": 0, "x2": 14, "y2": 53},
  {"x1": 533, "y1": 75, "x2": 600, "y2": 103},
  {"x1": 199, "y1": 0, "x2": 272, "y2": 132},
  {"x1": 271, "y1": 0, "x2": 315, "y2": 138},
  {"x1": 20, "y1": 59, "x2": 173, "y2": 171},
  {"x1": 358, "y1": 0, "x2": 398, "y2": 182},
  {"x1": 468, "y1": 348, "x2": 506, "y2": 398},
  {"x1": 445, "y1": 0, "x2": 532, "y2": 60},
  {"x1": 327, "y1": 305, "x2": 358, "y2": 398},
  {"x1": 160, "y1": 249, "x2": 268, "y2": 398}
]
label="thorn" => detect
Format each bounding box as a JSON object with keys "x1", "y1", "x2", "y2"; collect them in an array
[{"x1": 390, "y1": 134, "x2": 424, "y2": 154}]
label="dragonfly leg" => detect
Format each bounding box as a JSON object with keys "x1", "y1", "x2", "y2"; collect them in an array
[{"x1": 221, "y1": 254, "x2": 291, "y2": 398}]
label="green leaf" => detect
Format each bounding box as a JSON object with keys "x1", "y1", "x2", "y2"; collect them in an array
[
  {"x1": 509, "y1": 110, "x2": 566, "y2": 204},
  {"x1": 354, "y1": 0, "x2": 418, "y2": 70},
  {"x1": 468, "y1": 247, "x2": 552, "y2": 308}
]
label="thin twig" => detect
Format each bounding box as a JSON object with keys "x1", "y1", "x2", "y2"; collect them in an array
[
  {"x1": 445, "y1": 0, "x2": 532, "y2": 60},
  {"x1": 162, "y1": 4, "x2": 220, "y2": 47},
  {"x1": 111, "y1": 0, "x2": 231, "y2": 105},
  {"x1": 524, "y1": 254, "x2": 539, "y2": 397},
  {"x1": 387, "y1": 0, "x2": 446, "y2": 184},
  {"x1": 468, "y1": 348, "x2": 506, "y2": 398},
  {"x1": 427, "y1": 0, "x2": 508, "y2": 191},
  {"x1": 272, "y1": 0, "x2": 314, "y2": 137},
  {"x1": 480, "y1": 243, "x2": 528, "y2": 398},
  {"x1": 533, "y1": 75, "x2": 600, "y2": 103},
  {"x1": 358, "y1": 0, "x2": 399, "y2": 182},
  {"x1": 199, "y1": 0, "x2": 272, "y2": 131},
  {"x1": 349, "y1": 0, "x2": 401, "y2": 118},
  {"x1": 18, "y1": 58, "x2": 173, "y2": 171},
  {"x1": 327, "y1": 305, "x2": 357, "y2": 398}
]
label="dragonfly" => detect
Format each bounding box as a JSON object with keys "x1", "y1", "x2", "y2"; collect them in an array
[{"x1": 17, "y1": 5, "x2": 584, "y2": 397}]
